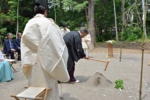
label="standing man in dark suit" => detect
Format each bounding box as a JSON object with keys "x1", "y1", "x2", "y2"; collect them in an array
[
  {"x1": 3, "y1": 33, "x2": 16, "y2": 59},
  {"x1": 14, "y1": 33, "x2": 21, "y2": 60},
  {"x1": 63, "y1": 27, "x2": 89, "y2": 83}
]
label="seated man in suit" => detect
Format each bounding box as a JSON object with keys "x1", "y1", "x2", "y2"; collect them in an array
[
  {"x1": 14, "y1": 33, "x2": 21, "y2": 60},
  {"x1": 3, "y1": 33, "x2": 17, "y2": 59}
]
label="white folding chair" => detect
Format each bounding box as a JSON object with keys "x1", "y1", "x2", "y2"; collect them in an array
[{"x1": 11, "y1": 86, "x2": 52, "y2": 100}]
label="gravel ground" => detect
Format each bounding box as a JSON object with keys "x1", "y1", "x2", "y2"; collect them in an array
[{"x1": 0, "y1": 47, "x2": 150, "y2": 100}]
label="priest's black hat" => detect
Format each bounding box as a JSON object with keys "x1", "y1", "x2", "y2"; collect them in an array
[
  {"x1": 81, "y1": 22, "x2": 85, "y2": 27},
  {"x1": 62, "y1": 22, "x2": 67, "y2": 27},
  {"x1": 35, "y1": 0, "x2": 48, "y2": 9}
]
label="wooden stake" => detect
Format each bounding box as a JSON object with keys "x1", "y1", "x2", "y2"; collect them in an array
[{"x1": 119, "y1": 45, "x2": 123, "y2": 62}]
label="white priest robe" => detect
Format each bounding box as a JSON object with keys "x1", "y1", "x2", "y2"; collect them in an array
[
  {"x1": 21, "y1": 14, "x2": 69, "y2": 100},
  {"x1": 82, "y1": 34, "x2": 92, "y2": 56},
  {"x1": 61, "y1": 28, "x2": 70, "y2": 37}
]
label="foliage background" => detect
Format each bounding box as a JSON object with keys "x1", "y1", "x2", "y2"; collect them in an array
[{"x1": 0, "y1": 0, "x2": 150, "y2": 44}]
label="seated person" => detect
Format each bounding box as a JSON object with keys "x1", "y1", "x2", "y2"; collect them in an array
[
  {"x1": 14, "y1": 33, "x2": 22, "y2": 60},
  {"x1": 0, "y1": 50, "x2": 14, "y2": 82},
  {"x1": 3, "y1": 33, "x2": 18, "y2": 59}
]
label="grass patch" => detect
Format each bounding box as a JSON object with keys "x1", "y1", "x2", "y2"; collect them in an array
[
  {"x1": 135, "y1": 39, "x2": 150, "y2": 42},
  {"x1": 96, "y1": 38, "x2": 150, "y2": 44}
]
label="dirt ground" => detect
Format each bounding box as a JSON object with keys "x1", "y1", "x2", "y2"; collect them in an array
[{"x1": 0, "y1": 45, "x2": 150, "y2": 100}]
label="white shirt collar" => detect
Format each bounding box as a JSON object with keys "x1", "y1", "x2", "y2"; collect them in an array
[
  {"x1": 34, "y1": 14, "x2": 45, "y2": 18},
  {"x1": 78, "y1": 31, "x2": 81, "y2": 35}
]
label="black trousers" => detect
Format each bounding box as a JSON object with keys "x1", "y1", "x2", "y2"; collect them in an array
[
  {"x1": 7, "y1": 49, "x2": 21, "y2": 60},
  {"x1": 7, "y1": 50, "x2": 15, "y2": 59},
  {"x1": 68, "y1": 62, "x2": 76, "y2": 82},
  {"x1": 17, "y1": 49, "x2": 21, "y2": 60}
]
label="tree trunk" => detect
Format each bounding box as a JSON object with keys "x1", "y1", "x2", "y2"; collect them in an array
[
  {"x1": 142, "y1": 0, "x2": 148, "y2": 39},
  {"x1": 113, "y1": 0, "x2": 118, "y2": 42},
  {"x1": 85, "y1": 7, "x2": 88, "y2": 23},
  {"x1": 88, "y1": 0, "x2": 95, "y2": 49},
  {"x1": 59, "y1": 0, "x2": 63, "y2": 14},
  {"x1": 121, "y1": 0, "x2": 126, "y2": 29},
  {"x1": 53, "y1": 0, "x2": 57, "y2": 22},
  {"x1": 16, "y1": 0, "x2": 19, "y2": 38},
  {"x1": 135, "y1": 0, "x2": 141, "y2": 25},
  {"x1": 119, "y1": 0, "x2": 125, "y2": 62}
]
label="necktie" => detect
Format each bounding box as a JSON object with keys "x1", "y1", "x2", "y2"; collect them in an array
[
  {"x1": 9, "y1": 40, "x2": 14, "y2": 49},
  {"x1": 19, "y1": 38, "x2": 21, "y2": 43}
]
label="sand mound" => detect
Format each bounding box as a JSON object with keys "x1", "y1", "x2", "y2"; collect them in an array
[{"x1": 86, "y1": 72, "x2": 113, "y2": 88}]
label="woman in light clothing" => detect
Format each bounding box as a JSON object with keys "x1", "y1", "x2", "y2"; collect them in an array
[
  {"x1": 0, "y1": 50, "x2": 14, "y2": 82},
  {"x1": 82, "y1": 34, "x2": 91, "y2": 56},
  {"x1": 61, "y1": 22, "x2": 70, "y2": 37},
  {"x1": 81, "y1": 22, "x2": 92, "y2": 56}
]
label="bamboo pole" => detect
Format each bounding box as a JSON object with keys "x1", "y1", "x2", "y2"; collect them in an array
[
  {"x1": 139, "y1": 0, "x2": 147, "y2": 99},
  {"x1": 139, "y1": 44, "x2": 145, "y2": 100}
]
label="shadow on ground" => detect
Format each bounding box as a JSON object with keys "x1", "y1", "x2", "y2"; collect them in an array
[
  {"x1": 61, "y1": 93, "x2": 79, "y2": 100},
  {"x1": 75, "y1": 76, "x2": 90, "y2": 83}
]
